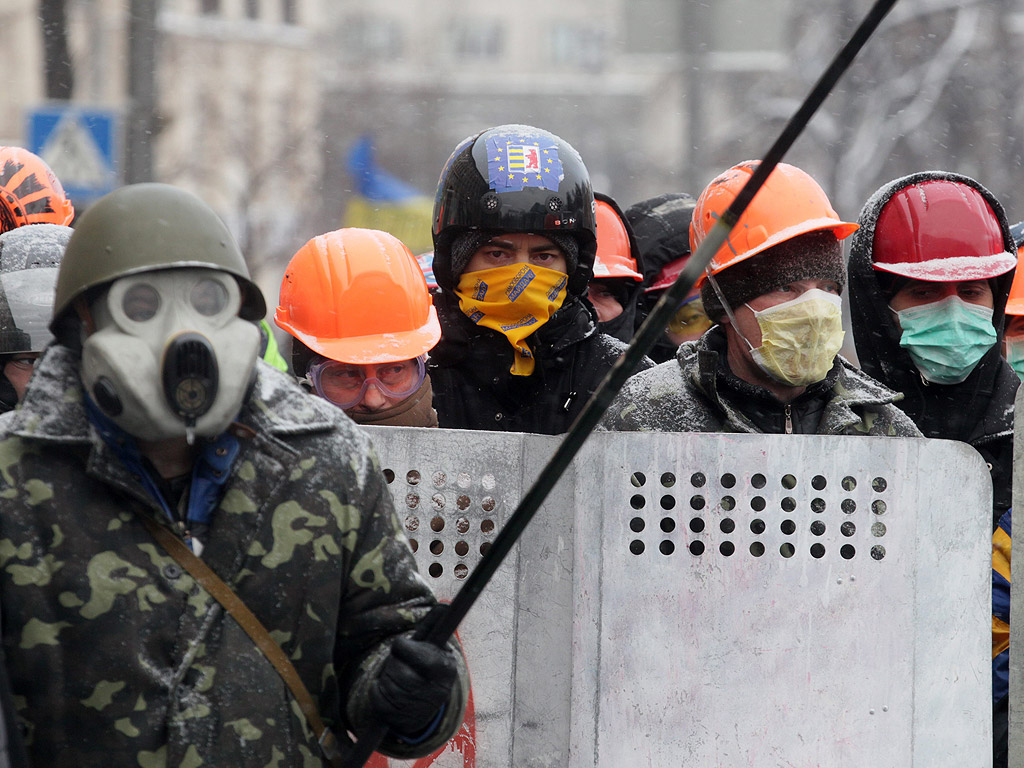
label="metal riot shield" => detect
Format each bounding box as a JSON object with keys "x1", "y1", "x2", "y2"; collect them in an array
[
  {"x1": 364, "y1": 428, "x2": 991, "y2": 768},
  {"x1": 362, "y1": 426, "x2": 573, "y2": 768}
]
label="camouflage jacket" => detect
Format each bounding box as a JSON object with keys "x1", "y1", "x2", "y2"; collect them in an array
[
  {"x1": 0, "y1": 345, "x2": 467, "y2": 767},
  {"x1": 600, "y1": 328, "x2": 922, "y2": 437}
]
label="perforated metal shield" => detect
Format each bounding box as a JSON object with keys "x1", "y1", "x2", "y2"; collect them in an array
[
  {"x1": 364, "y1": 428, "x2": 991, "y2": 767},
  {"x1": 363, "y1": 426, "x2": 574, "y2": 767}
]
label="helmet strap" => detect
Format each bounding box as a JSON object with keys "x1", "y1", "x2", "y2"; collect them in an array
[
  {"x1": 704, "y1": 270, "x2": 756, "y2": 352},
  {"x1": 73, "y1": 296, "x2": 96, "y2": 337}
]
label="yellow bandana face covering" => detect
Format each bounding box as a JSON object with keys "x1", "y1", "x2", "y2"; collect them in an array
[{"x1": 456, "y1": 263, "x2": 569, "y2": 375}]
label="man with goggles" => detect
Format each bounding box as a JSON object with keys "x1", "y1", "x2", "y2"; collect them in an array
[
  {"x1": 277, "y1": 227, "x2": 442, "y2": 428},
  {"x1": 307, "y1": 356, "x2": 427, "y2": 413}
]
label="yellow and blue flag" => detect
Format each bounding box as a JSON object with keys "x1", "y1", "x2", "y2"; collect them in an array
[
  {"x1": 486, "y1": 129, "x2": 564, "y2": 194},
  {"x1": 342, "y1": 135, "x2": 433, "y2": 255}
]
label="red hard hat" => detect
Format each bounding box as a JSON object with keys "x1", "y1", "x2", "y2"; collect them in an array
[
  {"x1": 872, "y1": 179, "x2": 1016, "y2": 281},
  {"x1": 645, "y1": 255, "x2": 690, "y2": 293}
]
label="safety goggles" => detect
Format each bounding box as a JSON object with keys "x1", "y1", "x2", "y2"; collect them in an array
[
  {"x1": 667, "y1": 295, "x2": 711, "y2": 335},
  {"x1": 306, "y1": 356, "x2": 426, "y2": 409}
]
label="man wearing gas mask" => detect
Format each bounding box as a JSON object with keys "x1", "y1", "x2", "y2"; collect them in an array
[
  {"x1": 0, "y1": 184, "x2": 467, "y2": 766},
  {"x1": 601, "y1": 161, "x2": 921, "y2": 437}
]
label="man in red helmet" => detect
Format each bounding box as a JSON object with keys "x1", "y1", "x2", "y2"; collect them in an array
[
  {"x1": 847, "y1": 170, "x2": 1018, "y2": 768},
  {"x1": 847, "y1": 171, "x2": 1017, "y2": 526},
  {"x1": 601, "y1": 161, "x2": 920, "y2": 437}
]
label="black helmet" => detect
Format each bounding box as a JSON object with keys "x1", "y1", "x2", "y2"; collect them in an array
[
  {"x1": 431, "y1": 124, "x2": 596, "y2": 295},
  {"x1": 624, "y1": 193, "x2": 697, "y2": 285}
]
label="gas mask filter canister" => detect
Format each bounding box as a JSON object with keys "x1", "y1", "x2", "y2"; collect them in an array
[{"x1": 81, "y1": 268, "x2": 261, "y2": 443}]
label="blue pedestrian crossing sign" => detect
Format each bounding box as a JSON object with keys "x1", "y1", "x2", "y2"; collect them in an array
[{"x1": 27, "y1": 104, "x2": 120, "y2": 201}]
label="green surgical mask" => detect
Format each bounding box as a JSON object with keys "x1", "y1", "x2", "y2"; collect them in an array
[
  {"x1": 893, "y1": 295, "x2": 996, "y2": 385},
  {"x1": 1005, "y1": 335, "x2": 1024, "y2": 381}
]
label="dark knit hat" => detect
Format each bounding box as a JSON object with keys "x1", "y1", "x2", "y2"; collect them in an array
[
  {"x1": 449, "y1": 230, "x2": 580, "y2": 279},
  {"x1": 700, "y1": 230, "x2": 845, "y2": 323}
]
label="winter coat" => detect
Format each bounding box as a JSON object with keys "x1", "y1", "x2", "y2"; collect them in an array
[
  {"x1": 848, "y1": 171, "x2": 1019, "y2": 528},
  {"x1": 600, "y1": 326, "x2": 922, "y2": 436},
  {"x1": 429, "y1": 290, "x2": 652, "y2": 434},
  {"x1": 0, "y1": 345, "x2": 467, "y2": 767}
]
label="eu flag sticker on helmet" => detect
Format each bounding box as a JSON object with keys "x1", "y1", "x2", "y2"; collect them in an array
[{"x1": 487, "y1": 131, "x2": 563, "y2": 194}]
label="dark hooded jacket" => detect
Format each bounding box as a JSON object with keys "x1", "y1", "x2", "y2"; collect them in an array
[
  {"x1": 625, "y1": 193, "x2": 698, "y2": 363},
  {"x1": 429, "y1": 235, "x2": 653, "y2": 435},
  {"x1": 848, "y1": 171, "x2": 1018, "y2": 528}
]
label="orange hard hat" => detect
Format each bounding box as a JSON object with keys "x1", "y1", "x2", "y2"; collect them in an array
[
  {"x1": 0, "y1": 147, "x2": 74, "y2": 232},
  {"x1": 594, "y1": 198, "x2": 642, "y2": 281},
  {"x1": 690, "y1": 161, "x2": 857, "y2": 285},
  {"x1": 1007, "y1": 265, "x2": 1024, "y2": 316},
  {"x1": 275, "y1": 228, "x2": 441, "y2": 365}
]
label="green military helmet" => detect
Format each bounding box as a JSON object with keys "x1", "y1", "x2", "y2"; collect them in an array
[{"x1": 52, "y1": 183, "x2": 266, "y2": 333}]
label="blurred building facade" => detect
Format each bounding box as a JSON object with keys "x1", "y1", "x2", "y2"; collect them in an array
[
  {"x1": 0, "y1": 0, "x2": 323, "y2": 292},
  {"x1": 319, "y1": 0, "x2": 792, "y2": 225},
  {"x1": 2, "y1": 0, "x2": 1020, "y2": 291}
]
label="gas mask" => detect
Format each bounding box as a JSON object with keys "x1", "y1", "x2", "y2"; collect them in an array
[{"x1": 81, "y1": 268, "x2": 260, "y2": 443}]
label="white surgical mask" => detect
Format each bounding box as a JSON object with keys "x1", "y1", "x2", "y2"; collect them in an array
[
  {"x1": 81, "y1": 268, "x2": 260, "y2": 443},
  {"x1": 745, "y1": 289, "x2": 845, "y2": 387}
]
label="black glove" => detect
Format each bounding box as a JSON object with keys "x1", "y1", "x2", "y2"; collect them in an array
[{"x1": 368, "y1": 635, "x2": 459, "y2": 738}]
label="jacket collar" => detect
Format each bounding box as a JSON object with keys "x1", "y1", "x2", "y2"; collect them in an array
[{"x1": 683, "y1": 327, "x2": 906, "y2": 432}]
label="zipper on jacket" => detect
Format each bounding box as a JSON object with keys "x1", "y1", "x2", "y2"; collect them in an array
[{"x1": 784, "y1": 404, "x2": 793, "y2": 434}]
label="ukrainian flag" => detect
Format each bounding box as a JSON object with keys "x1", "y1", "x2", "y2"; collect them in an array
[{"x1": 342, "y1": 136, "x2": 433, "y2": 254}]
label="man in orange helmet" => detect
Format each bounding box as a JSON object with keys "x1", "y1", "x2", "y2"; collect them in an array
[
  {"x1": 1003, "y1": 222, "x2": 1024, "y2": 380},
  {"x1": 276, "y1": 227, "x2": 443, "y2": 427},
  {"x1": 587, "y1": 193, "x2": 645, "y2": 343},
  {"x1": 601, "y1": 161, "x2": 919, "y2": 436}
]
